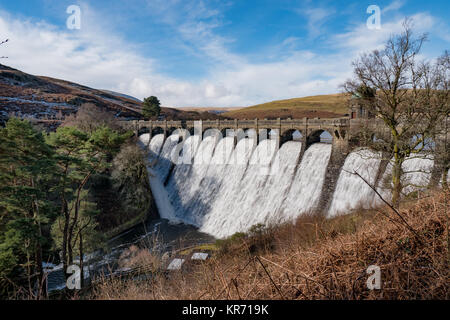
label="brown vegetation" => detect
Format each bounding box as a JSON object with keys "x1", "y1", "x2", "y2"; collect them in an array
[
  {"x1": 223, "y1": 94, "x2": 349, "y2": 120},
  {"x1": 92, "y1": 190, "x2": 449, "y2": 300}
]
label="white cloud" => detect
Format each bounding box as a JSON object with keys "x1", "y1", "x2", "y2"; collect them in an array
[
  {"x1": 0, "y1": 3, "x2": 446, "y2": 108},
  {"x1": 297, "y1": 6, "x2": 336, "y2": 39},
  {"x1": 332, "y1": 13, "x2": 436, "y2": 54}
]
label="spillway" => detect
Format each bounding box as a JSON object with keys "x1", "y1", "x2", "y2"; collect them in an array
[
  {"x1": 141, "y1": 132, "x2": 440, "y2": 239},
  {"x1": 378, "y1": 154, "x2": 434, "y2": 199},
  {"x1": 280, "y1": 143, "x2": 332, "y2": 220},
  {"x1": 328, "y1": 148, "x2": 382, "y2": 217}
]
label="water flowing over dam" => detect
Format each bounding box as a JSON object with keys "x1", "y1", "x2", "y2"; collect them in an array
[{"x1": 138, "y1": 131, "x2": 437, "y2": 239}]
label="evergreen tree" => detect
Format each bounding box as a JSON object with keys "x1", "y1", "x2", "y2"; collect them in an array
[
  {"x1": 142, "y1": 96, "x2": 161, "y2": 119},
  {"x1": 46, "y1": 125, "x2": 130, "y2": 281},
  {"x1": 0, "y1": 118, "x2": 56, "y2": 299}
]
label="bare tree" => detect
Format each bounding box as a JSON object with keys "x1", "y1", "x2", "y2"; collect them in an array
[
  {"x1": 343, "y1": 19, "x2": 449, "y2": 207},
  {"x1": 63, "y1": 103, "x2": 122, "y2": 133}
]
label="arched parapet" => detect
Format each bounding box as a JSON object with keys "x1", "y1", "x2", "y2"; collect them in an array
[
  {"x1": 257, "y1": 128, "x2": 278, "y2": 143},
  {"x1": 137, "y1": 126, "x2": 150, "y2": 136},
  {"x1": 203, "y1": 127, "x2": 222, "y2": 143},
  {"x1": 220, "y1": 128, "x2": 237, "y2": 145},
  {"x1": 306, "y1": 129, "x2": 333, "y2": 149},
  {"x1": 152, "y1": 126, "x2": 165, "y2": 137},
  {"x1": 280, "y1": 129, "x2": 305, "y2": 146}
]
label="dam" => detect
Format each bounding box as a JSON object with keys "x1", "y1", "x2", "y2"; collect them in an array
[{"x1": 132, "y1": 117, "x2": 447, "y2": 239}]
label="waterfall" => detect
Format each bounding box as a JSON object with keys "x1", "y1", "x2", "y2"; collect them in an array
[
  {"x1": 249, "y1": 141, "x2": 302, "y2": 226},
  {"x1": 279, "y1": 143, "x2": 332, "y2": 220},
  {"x1": 139, "y1": 130, "x2": 440, "y2": 239},
  {"x1": 378, "y1": 154, "x2": 434, "y2": 199},
  {"x1": 153, "y1": 134, "x2": 180, "y2": 182},
  {"x1": 328, "y1": 148, "x2": 382, "y2": 217},
  {"x1": 186, "y1": 137, "x2": 236, "y2": 222},
  {"x1": 199, "y1": 137, "x2": 256, "y2": 237},
  {"x1": 143, "y1": 134, "x2": 180, "y2": 222},
  {"x1": 199, "y1": 139, "x2": 279, "y2": 238},
  {"x1": 166, "y1": 135, "x2": 219, "y2": 226}
]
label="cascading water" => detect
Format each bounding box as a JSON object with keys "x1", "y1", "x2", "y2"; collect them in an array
[
  {"x1": 378, "y1": 154, "x2": 434, "y2": 199},
  {"x1": 140, "y1": 130, "x2": 440, "y2": 239},
  {"x1": 279, "y1": 143, "x2": 332, "y2": 220},
  {"x1": 199, "y1": 137, "x2": 256, "y2": 236},
  {"x1": 166, "y1": 135, "x2": 219, "y2": 226},
  {"x1": 145, "y1": 134, "x2": 180, "y2": 222},
  {"x1": 328, "y1": 148, "x2": 383, "y2": 217},
  {"x1": 185, "y1": 136, "x2": 236, "y2": 223},
  {"x1": 198, "y1": 138, "x2": 279, "y2": 238},
  {"x1": 153, "y1": 134, "x2": 181, "y2": 182},
  {"x1": 248, "y1": 141, "x2": 302, "y2": 226}
]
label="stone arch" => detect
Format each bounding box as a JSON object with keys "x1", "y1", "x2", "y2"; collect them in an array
[
  {"x1": 167, "y1": 126, "x2": 179, "y2": 136},
  {"x1": 203, "y1": 127, "x2": 222, "y2": 140},
  {"x1": 151, "y1": 126, "x2": 165, "y2": 136},
  {"x1": 138, "y1": 126, "x2": 150, "y2": 136},
  {"x1": 221, "y1": 127, "x2": 235, "y2": 138},
  {"x1": 280, "y1": 129, "x2": 304, "y2": 146},
  {"x1": 306, "y1": 129, "x2": 333, "y2": 148},
  {"x1": 257, "y1": 128, "x2": 276, "y2": 142},
  {"x1": 235, "y1": 128, "x2": 257, "y2": 142}
]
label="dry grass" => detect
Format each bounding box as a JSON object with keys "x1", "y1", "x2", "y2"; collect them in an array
[
  {"x1": 92, "y1": 190, "x2": 449, "y2": 300},
  {"x1": 223, "y1": 93, "x2": 350, "y2": 119}
]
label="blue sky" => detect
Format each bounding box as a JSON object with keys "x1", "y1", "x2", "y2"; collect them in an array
[{"x1": 0, "y1": 0, "x2": 449, "y2": 107}]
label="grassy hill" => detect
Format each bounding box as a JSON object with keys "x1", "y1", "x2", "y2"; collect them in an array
[{"x1": 223, "y1": 93, "x2": 350, "y2": 119}]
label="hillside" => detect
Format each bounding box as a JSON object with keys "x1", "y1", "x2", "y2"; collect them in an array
[
  {"x1": 223, "y1": 93, "x2": 350, "y2": 119},
  {"x1": 93, "y1": 190, "x2": 449, "y2": 300},
  {"x1": 0, "y1": 64, "x2": 222, "y2": 126}
]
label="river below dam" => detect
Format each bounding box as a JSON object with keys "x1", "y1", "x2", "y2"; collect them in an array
[{"x1": 45, "y1": 217, "x2": 214, "y2": 292}]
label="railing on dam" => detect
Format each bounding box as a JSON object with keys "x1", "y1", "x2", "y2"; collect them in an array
[{"x1": 118, "y1": 117, "x2": 352, "y2": 132}]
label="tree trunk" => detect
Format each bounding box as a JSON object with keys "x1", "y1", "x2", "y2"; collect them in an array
[
  {"x1": 61, "y1": 197, "x2": 70, "y2": 278},
  {"x1": 34, "y1": 242, "x2": 45, "y2": 299},
  {"x1": 443, "y1": 167, "x2": 449, "y2": 190},
  {"x1": 79, "y1": 233, "x2": 84, "y2": 288},
  {"x1": 392, "y1": 155, "x2": 403, "y2": 208}
]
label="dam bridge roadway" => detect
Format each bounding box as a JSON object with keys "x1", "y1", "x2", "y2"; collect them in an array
[{"x1": 119, "y1": 117, "x2": 354, "y2": 149}]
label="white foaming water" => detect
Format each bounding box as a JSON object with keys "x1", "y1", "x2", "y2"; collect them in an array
[
  {"x1": 328, "y1": 149, "x2": 382, "y2": 217},
  {"x1": 137, "y1": 133, "x2": 151, "y2": 149},
  {"x1": 200, "y1": 139, "x2": 278, "y2": 238},
  {"x1": 251, "y1": 141, "x2": 302, "y2": 226},
  {"x1": 199, "y1": 138, "x2": 256, "y2": 237},
  {"x1": 401, "y1": 155, "x2": 434, "y2": 194},
  {"x1": 142, "y1": 131, "x2": 440, "y2": 239},
  {"x1": 168, "y1": 136, "x2": 219, "y2": 226},
  {"x1": 184, "y1": 137, "x2": 236, "y2": 223},
  {"x1": 280, "y1": 143, "x2": 332, "y2": 220},
  {"x1": 166, "y1": 136, "x2": 201, "y2": 213},
  {"x1": 141, "y1": 135, "x2": 180, "y2": 223},
  {"x1": 147, "y1": 134, "x2": 165, "y2": 163},
  {"x1": 153, "y1": 134, "x2": 180, "y2": 182},
  {"x1": 378, "y1": 154, "x2": 434, "y2": 198}
]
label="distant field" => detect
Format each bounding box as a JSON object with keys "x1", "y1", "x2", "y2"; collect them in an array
[
  {"x1": 223, "y1": 93, "x2": 350, "y2": 119},
  {"x1": 176, "y1": 106, "x2": 243, "y2": 115}
]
